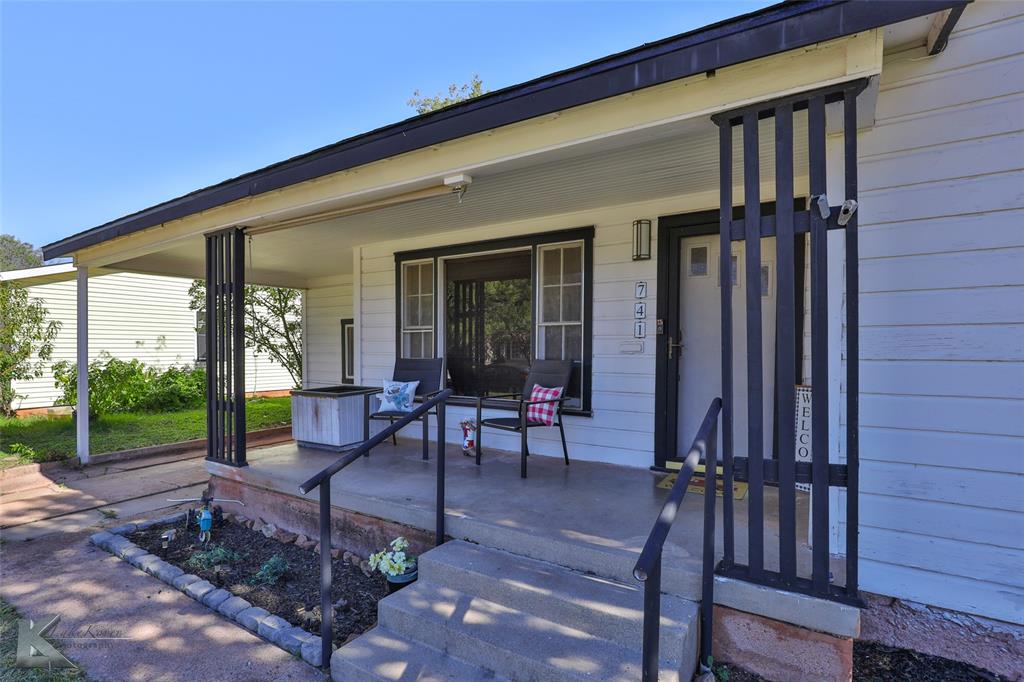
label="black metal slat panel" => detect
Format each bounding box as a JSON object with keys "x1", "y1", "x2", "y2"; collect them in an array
[
  {"x1": 233, "y1": 229, "x2": 247, "y2": 466},
  {"x1": 774, "y1": 102, "x2": 798, "y2": 584},
  {"x1": 221, "y1": 234, "x2": 229, "y2": 463},
  {"x1": 808, "y1": 95, "x2": 830, "y2": 596},
  {"x1": 218, "y1": 234, "x2": 227, "y2": 462},
  {"x1": 742, "y1": 112, "x2": 764, "y2": 579},
  {"x1": 205, "y1": 237, "x2": 215, "y2": 461},
  {"x1": 843, "y1": 88, "x2": 859, "y2": 597},
  {"x1": 212, "y1": 234, "x2": 222, "y2": 461},
  {"x1": 225, "y1": 233, "x2": 233, "y2": 464},
  {"x1": 718, "y1": 122, "x2": 735, "y2": 567}
]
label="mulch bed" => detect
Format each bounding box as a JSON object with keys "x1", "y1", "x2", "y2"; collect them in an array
[
  {"x1": 852, "y1": 641, "x2": 1005, "y2": 681},
  {"x1": 714, "y1": 641, "x2": 1005, "y2": 681},
  {"x1": 130, "y1": 519, "x2": 387, "y2": 647}
]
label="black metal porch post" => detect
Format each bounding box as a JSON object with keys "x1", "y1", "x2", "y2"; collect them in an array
[
  {"x1": 204, "y1": 228, "x2": 247, "y2": 466},
  {"x1": 232, "y1": 229, "x2": 246, "y2": 466}
]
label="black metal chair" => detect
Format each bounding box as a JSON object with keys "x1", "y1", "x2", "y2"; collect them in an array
[
  {"x1": 365, "y1": 358, "x2": 445, "y2": 459},
  {"x1": 474, "y1": 359, "x2": 573, "y2": 478}
]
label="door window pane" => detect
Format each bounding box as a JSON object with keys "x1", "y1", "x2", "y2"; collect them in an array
[{"x1": 689, "y1": 246, "x2": 709, "y2": 277}]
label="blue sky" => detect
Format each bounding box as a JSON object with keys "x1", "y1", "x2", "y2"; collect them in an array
[{"x1": 1, "y1": 1, "x2": 771, "y2": 251}]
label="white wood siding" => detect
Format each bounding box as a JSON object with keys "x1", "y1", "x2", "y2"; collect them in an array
[
  {"x1": 850, "y1": 1, "x2": 1024, "y2": 624},
  {"x1": 11, "y1": 272, "x2": 294, "y2": 409},
  {"x1": 304, "y1": 279, "x2": 354, "y2": 388}
]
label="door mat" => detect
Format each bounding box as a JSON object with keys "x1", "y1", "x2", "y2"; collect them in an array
[{"x1": 657, "y1": 464, "x2": 748, "y2": 500}]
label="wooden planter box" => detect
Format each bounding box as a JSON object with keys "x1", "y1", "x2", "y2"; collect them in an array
[{"x1": 290, "y1": 386, "x2": 382, "y2": 451}]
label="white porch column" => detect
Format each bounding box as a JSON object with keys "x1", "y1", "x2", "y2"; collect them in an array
[{"x1": 76, "y1": 266, "x2": 89, "y2": 465}]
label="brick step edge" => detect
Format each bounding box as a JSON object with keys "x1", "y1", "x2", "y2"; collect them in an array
[{"x1": 89, "y1": 513, "x2": 329, "y2": 669}]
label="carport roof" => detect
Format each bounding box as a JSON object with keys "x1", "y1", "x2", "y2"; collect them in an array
[{"x1": 42, "y1": 0, "x2": 966, "y2": 261}]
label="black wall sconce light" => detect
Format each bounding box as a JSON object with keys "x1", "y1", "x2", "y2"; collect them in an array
[{"x1": 632, "y1": 219, "x2": 652, "y2": 261}]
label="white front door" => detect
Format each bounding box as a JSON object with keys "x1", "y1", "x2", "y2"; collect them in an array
[{"x1": 677, "y1": 235, "x2": 777, "y2": 460}]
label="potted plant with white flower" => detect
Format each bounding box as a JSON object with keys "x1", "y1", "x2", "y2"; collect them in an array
[{"x1": 368, "y1": 536, "x2": 417, "y2": 593}]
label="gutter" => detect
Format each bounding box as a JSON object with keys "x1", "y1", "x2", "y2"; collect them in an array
[{"x1": 42, "y1": 0, "x2": 969, "y2": 260}]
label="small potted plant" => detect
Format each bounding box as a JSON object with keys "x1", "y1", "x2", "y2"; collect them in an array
[{"x1": 369, "y1": 536, "x2": 417, "y2": 593}]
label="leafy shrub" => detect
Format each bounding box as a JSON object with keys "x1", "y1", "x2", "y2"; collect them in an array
[
  {"x1": 6, "y1": 442, "x2": 42, "y2": 463},
  {"x1": 53, "y1": 354, "x2": 205, "y2": 414},
  {"x1": 140, "y1": 365, "x2": 205, "y2": 411},
  {"x1": 250, "y1": 554, "x2": 288, "y2": 585},
  {"x1": 185, "y1": 545, "x2": 241, "y2": 570}
]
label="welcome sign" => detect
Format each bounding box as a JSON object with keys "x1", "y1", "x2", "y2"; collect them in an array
[{"x1": 795, "y1": 385, "x2": 812, "y2": 492}]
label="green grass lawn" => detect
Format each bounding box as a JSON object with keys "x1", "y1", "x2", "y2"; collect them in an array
[{"x1": 0, "y1": 397, "x2": 291, "y2": 468}]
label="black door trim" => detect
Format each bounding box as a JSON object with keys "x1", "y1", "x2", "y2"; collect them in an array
[
  {"x1": 654, "y1": 211, "x2": 720, "y2": 469},
  {"x1": 654, "y1": 201, "x2": 804, "y2": 469}
]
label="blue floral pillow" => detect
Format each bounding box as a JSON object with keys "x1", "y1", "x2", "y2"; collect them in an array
[{"x1": 379, "y1": 380, "x2": 419, "y2": 412}]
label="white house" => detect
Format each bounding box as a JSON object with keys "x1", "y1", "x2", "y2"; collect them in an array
[
  {"x1": 38, "y1": 1, "x2": 1024, "y2": 680},
  {"x1": 1, "y1": 263, "x2": 294, "y2": 411}
]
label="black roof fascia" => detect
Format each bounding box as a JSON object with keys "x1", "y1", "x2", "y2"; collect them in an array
[{"x1": 43, "y1": 0, "x2": 968, "y2": 259}]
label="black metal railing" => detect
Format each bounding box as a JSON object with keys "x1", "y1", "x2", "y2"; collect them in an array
[
  {"x1": 634, "y1": 398, "x2": 721, "y2": 682},
  {"x1": 298, "y1": 389, "x2": 452, "y2": 669}
]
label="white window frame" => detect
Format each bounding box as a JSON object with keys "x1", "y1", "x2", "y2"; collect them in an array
[
  {"x1": 536, "y1": 241, "x2": 585, "y2": 390},
  {"x1": 394, "y1": 228, "x2": 593, "y2": 414},
  {"x1": 400, "y1": 259, "x2": 435, "y2": 358}
]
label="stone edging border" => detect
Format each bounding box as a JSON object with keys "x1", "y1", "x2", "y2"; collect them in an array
[{"x1": 90, "y1": 514, "x2": 328, "y2": 668}]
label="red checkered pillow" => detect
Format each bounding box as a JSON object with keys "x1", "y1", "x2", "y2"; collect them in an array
[{"x1": 526, "y1": 385, "x2": 563, "y2": 426}]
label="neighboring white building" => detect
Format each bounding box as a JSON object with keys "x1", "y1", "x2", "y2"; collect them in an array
[{"x1": 2, "y1": 264, "x2": 294, "y2": 410}]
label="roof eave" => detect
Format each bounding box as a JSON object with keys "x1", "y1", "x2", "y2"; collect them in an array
[{"x1": 42, "y1": 0, "x2": 970, "y2": 260}]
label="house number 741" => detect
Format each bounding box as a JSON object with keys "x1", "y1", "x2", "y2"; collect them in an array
[{"x1": 635, "y1": 281, "x2": 647, "y2": 298}]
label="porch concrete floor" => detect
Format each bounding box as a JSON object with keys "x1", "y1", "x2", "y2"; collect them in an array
[{"x1": 212, "y1": 439, "x2": 847, "y2": 606}]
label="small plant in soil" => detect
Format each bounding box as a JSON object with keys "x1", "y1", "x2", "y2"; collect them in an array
[
  {"x1": 99, "y1": 508, "x2": 118, "y2": 519},
  {"x1": 185, "y1": 545, "x2": 241, "y2": 571},
  {"x1": 250, "y1": 554, "x2": 288, "y2": 585},
  {"x1": 368, "y1": 536, "x2": 415, "y2": 578}
]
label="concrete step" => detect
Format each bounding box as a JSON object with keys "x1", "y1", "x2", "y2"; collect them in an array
[
  {"x1": 419, "y1": 540, "x2": 698, "y2": 667},
  {"x1": 378, "y1": 580, "x2": 688, "y2": 682},
  {"x1": 331, "y1": 627, "x2": 508, "y2": 681}
]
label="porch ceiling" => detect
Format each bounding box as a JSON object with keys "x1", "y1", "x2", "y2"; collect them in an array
[{"x1": 112, "y1": 114, "x2": 811, "y2": 289}]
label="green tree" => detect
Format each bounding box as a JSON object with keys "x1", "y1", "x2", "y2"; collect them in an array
[
  {"x1": 483, "y1": 279, "x2": 531, "y2": 363},
  {"x1": 188, "y1": 282, "x2": 303, "y2": 388},
  {"x1": 407, "y1": 75, "x2": 487, "y2": 114},
  {"x1": 0, "y1": 281, "x2": 61, "y2": 415},
  {"x1": 0, "y1": 234, "x2": 42, "y2": 271}
]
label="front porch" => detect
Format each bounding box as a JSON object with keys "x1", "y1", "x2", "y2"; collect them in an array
[{"x1": 207, "y1": 437, "x2": 855, "y2": 636}]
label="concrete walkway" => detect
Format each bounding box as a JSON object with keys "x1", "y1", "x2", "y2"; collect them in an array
[{"x1": 0, "y1": 449, "x2": 322, "y2": 681}]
